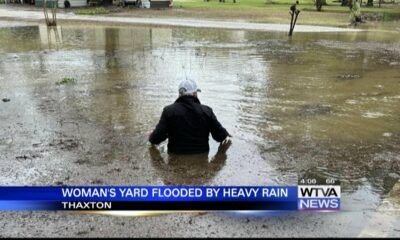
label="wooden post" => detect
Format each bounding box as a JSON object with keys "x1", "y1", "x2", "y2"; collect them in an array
[
  {"x1": 292, "y1": 10, "x2": 300, "y2": 33},
  {"x1": 288, "y1": 4, "x2": 296, "y2": 36},
  {"x1": 289, "y1": 11, "x2": 294, "y2": 36}
]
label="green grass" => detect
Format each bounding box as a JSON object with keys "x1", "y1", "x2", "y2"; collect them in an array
[
  {"x1": 170, "y1": 0, "x2": 400, "y2": 25},
  {"x1": 176, "y1": 0, "x2": 301, "y2": 9},
  {"x1": 176, "y1": 0, "x2": 399, "y2": 12},
  {"x1": 176, "y1": 0, "x2": 318, "y2": 9},
  {"x1": 56, "y1": 77, "x2": 77, "y2": 85},
  {"x1": 75, "y1": 7, "x2": 110, "y2": 15}
]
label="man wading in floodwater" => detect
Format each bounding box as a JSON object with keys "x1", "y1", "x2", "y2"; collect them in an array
[{"x1": 149, "y1": 79, "x2": 231, "y2": 154}]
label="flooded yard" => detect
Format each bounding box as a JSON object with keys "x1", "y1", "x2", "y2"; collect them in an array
[{"x1": 0, "y1": 20, "x2": 399, "y2": 237}]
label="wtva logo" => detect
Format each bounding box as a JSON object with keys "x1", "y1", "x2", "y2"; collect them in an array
[{"x1": 298, "y1": 185, "x2": 341, "y2": 211}]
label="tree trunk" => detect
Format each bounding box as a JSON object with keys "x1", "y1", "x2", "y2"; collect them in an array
[
  {"x1": 43, "y1": 0, "x2": 57, "y2": 26},
  {"x1": 316, "y1": 0, "x2": 323, "y2": 11},
  {"x1": 366, "y1": 0, "x2": 373, "y2": 6}
]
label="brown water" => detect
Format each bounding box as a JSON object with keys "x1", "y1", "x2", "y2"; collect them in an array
[{"x1": 0, "y1": 21, "x2": 399, "y2": 211}]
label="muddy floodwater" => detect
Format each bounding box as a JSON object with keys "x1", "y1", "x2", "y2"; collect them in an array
[{"x1": 0, "y1": 20, "x2": 399, "y2": 237}]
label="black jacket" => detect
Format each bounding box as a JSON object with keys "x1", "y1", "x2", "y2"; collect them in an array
[{"x1": 149, "y1": 96, "x2": 230, "y2": 154}]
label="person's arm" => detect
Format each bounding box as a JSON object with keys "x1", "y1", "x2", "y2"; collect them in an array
[
  {"x1": 149, "y1": 108, "x2": 169, "y2": 145},
  {"x1": 209, "y1": 109, "x2": 231, "y2": 142}
]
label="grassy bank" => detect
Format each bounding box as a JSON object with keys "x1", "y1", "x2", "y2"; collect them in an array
[
  {"x1": 75, "y1": 7, "x2": 110, "y2": 15},
  {"x1": 175, "y1": 0, "x2": 400, "y2": 15},
  {"x1": 109, "y1": 0, "x2": 400, "y2": 27}
]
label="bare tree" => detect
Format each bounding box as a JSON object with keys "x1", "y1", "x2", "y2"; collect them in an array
[
  {"x1": 43, "y1": 0, "x2": 58, "y2": 26},
  {"x1": 316, "y1": 0, "x2": 323, "y2": 11}
]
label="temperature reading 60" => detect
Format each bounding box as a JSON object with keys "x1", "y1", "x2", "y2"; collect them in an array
[{"x1": 326, "y1": 178, "x2": 337, "y2": 185}]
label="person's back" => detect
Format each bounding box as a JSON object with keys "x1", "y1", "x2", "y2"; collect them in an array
[{"x1": 149, "y1": 79, "x2": 230, "y2": 154}]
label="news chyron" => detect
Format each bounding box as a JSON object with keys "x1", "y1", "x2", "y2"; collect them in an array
[{"x1": 298, "y1": 177, "x2": 340, "y2": 211}]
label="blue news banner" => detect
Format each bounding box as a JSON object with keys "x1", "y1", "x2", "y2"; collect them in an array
[{"x1": 0, "y1": 186, "x2": 340, "y2": 211}]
